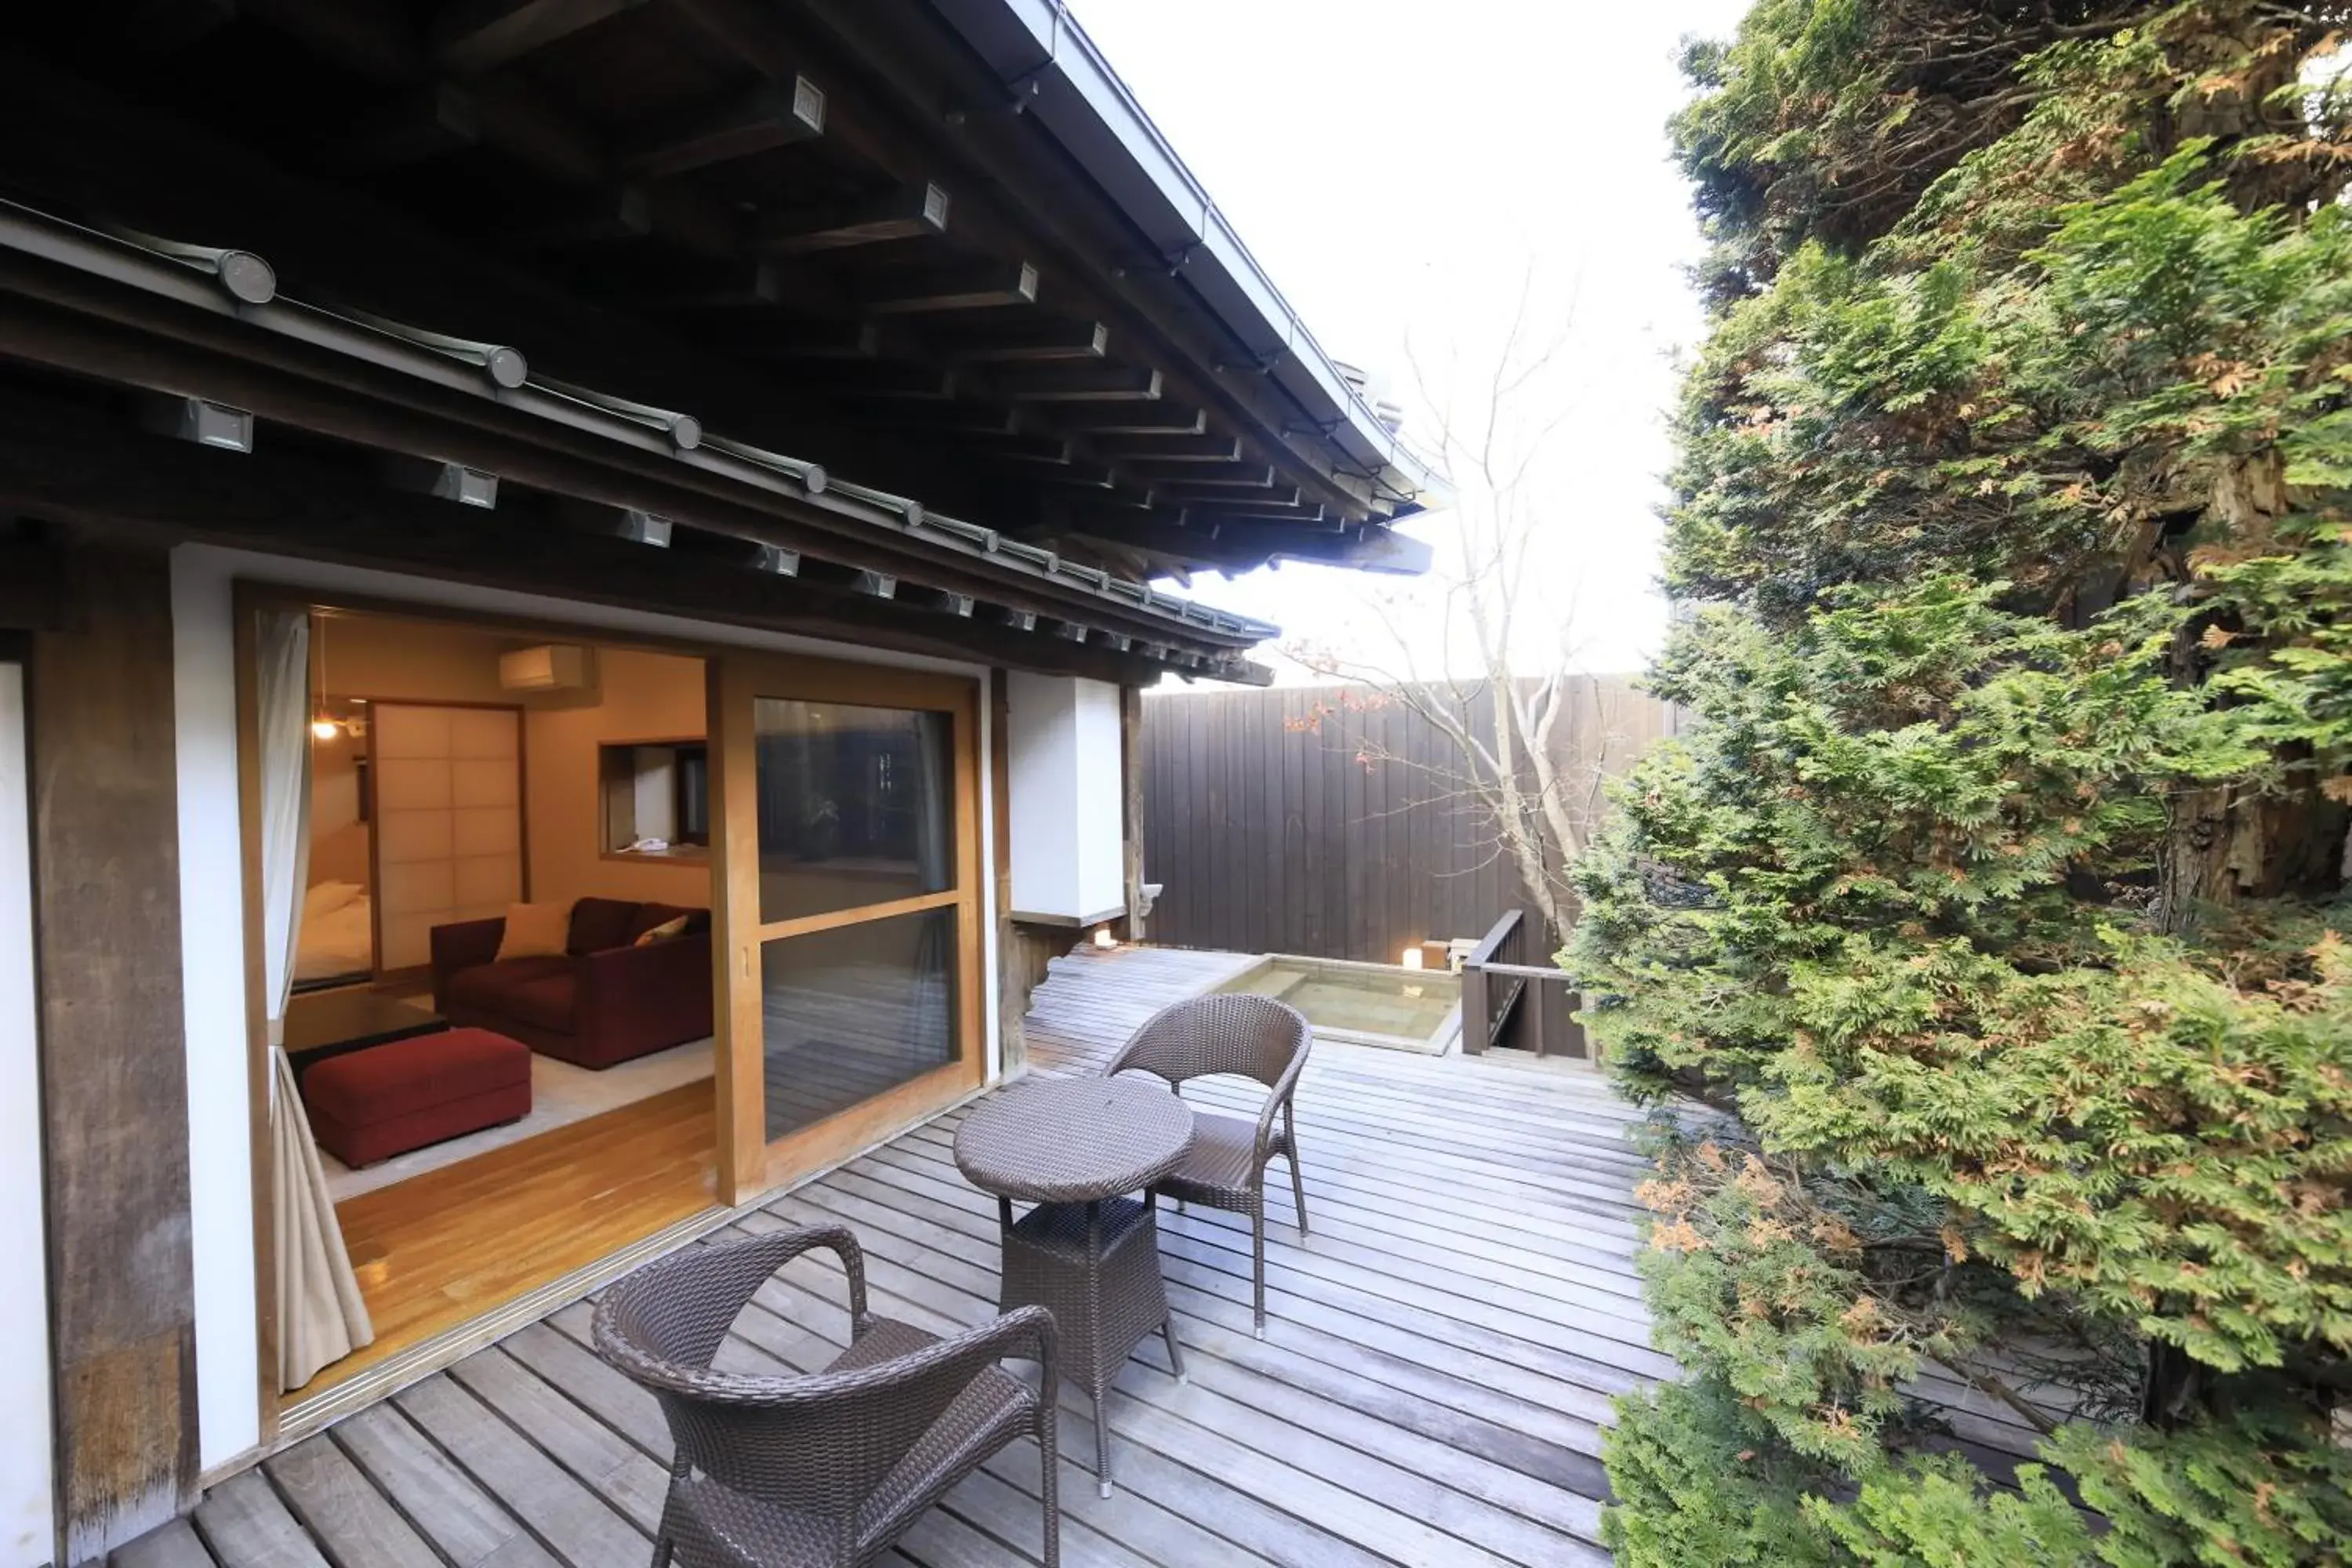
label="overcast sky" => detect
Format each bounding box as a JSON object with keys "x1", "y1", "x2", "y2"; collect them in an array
[{"x1": 1070, "y1": 0, "x2": 1753, "y2": 682}]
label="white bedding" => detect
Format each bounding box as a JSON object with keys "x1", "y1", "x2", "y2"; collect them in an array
[{"x1": 296, "y1": 881, "x2": 372, "y2": 982}]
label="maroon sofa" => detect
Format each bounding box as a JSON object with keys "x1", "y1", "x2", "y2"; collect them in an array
[{"x1": 430, "y1": 897, "x2": 714, "y2": 1069}]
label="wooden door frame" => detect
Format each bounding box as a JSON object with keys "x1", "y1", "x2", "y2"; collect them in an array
[
  {"x1": 230, "y1": 576, "x2": 998, "y2": 1448},
  {"x1": 709, "y1": 649, "x2": 986, "y2": 1205},
  {"x1": 230, "y1": 582, "x2": 731, "y2": 1447}
]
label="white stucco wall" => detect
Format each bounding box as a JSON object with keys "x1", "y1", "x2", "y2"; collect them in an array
[
  {"x1": 0, "y1": 664, "x2": 56, "y2": 1568},
  {"x1": 169, "y1": 544, "x2": 1000, "y2": 1474},
  {"x1": 1005, "y1": 672, "x2": 1127, "y2": 924}
]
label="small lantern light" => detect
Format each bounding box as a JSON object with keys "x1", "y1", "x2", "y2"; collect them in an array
[
  {"x1": 1399, "y1": 946, "x2": 1424, "y2": 971},
  {"x1": 1092, "y1": 926, "x2": 1118, "y2": 950}
]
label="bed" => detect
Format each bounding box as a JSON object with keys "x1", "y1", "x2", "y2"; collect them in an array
[{"x1": 296, "y1": 880, "x2": 374, "y2": 984}]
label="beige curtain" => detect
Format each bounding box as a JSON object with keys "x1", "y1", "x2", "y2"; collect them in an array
[
  {"x1": 256, "y1": 610, "x2": 310, "y2": 1045},
  {"x1": 257, "y1": 609, "x2": 374, "y2": 1389},
  {"x1": 272, "y1": 1046, "x2": 372, "y2": 1387}
]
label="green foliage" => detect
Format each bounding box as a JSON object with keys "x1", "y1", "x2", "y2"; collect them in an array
[
  {"x1": 1591, "y1": 1, "x2": 2352, "y2": 1560},
  {"x1": 1600, "y1": 1378, "x2": 1842, "y2": 1568},
  {"x1": 1816, "y1": 1453, "x2": 2097, "y2": 1566},
  {"x1": 1610, "y1": 1385, "x2": 2352, "y2": 1568}
]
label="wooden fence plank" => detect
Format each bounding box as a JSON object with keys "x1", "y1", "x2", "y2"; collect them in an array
[{"x1": 1141, "y1": 678, "x2": 1666, "y2": 962}]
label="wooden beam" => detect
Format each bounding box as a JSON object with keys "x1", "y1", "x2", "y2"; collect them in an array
[
  {"x1": 975, "y1": 434, "x2": 1076, "y2": 464},
  {"x1": 860, "y1": 259, "x2": 1037, "y2": 314},
  {"x1": 0, "y1": 399, "x2": 1202, "y2": 681},
  {"x1": 754, "y1": 182, "x2": 951, "y2": 256},
  {"x1": 1161, "y1": 483, "x2": 1303, "y2": 506},
  {"x1": 1122, "y1": 461, "x2": 1276, "y2": 487},
  {"x1": 654, "y1": 260, "x2": 837, "y2": 317},
  {"x1": 30, "y1": 543, "x2": 198, "y2": 1560},
  {"x1": 1181, "y1": 502, "x2": 1330, "y2": 524},
  {"x1": 822, "y1": 363, "x2": 964, "y2": 401},
  {"x1": 902, "y1": 585, "x2": 976, "y2": 617},
  {"x1": 1088, "y1": 432, "x2": 1243, "y2": 463},
  {"x1": 321, "y1": 82, "x2": 481, "y2": 174},
  {"x1": 902, "y1": 406, "x2": 1027, "y2": 437},
  {"x1": 1056, "y1": 405, "x2": 1208, "y2": 435},
  {"x1": 730, "y1": 318, "x2": 898, "y2": 362},
  {"x1": 433, "y1": 0, "x2": 651, "y2": 74},
  {"x1": 497, "y1": 185, "x2": 655, "y2": 249},
  {"x1": 121, "y1": 0, "x2": 239, "y2": 50},
  {"x1": 618, "y1": 78, "x2": 826, "y2": 180},
  {"x1": 240, "y1": 0, "x2": 427, "y2": 83},
  {"x1": 931, "y1": 318, "x2": 1107, "y2": 363},
  {"x1": 1000, "y1": 365, "x2": 1162, "y2": 402}
]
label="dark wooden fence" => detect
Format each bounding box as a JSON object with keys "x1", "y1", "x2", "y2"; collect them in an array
[{"x1": 1138, "y1": 677, "x2": 1669, "y2": 964}]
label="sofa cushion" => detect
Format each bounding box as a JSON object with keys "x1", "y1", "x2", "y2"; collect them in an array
[
  {"x1": 633, "y1": 915, "x2": 690, "y2": 946},
  {"x1": 495, "y1": 901, "x2": 571, "y2": 962},
  {"x1": 303, "y1": 1027, "x2": 532, "y2": 1127},
  {"x1": 568, "y1": 896, "x2": 641, "y2": 955},
  {"x1": 625, "y1": 902, "x2": 710, "y2": 942},
  {"x1": 446, "y1": 953, "x2": 569, "y2": 1013},
  {"x1": 488, "y1": 968, "x2": 577, "y2": 1034}
]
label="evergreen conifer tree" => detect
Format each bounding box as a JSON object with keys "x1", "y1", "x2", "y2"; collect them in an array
[{"x1": 1576, "y1": 3, "x2": 2352, "y2": 1559}]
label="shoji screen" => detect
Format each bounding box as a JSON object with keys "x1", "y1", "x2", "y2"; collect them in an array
[{"x1": 372, "y1": 703, "x2": 524, "y2": 971}]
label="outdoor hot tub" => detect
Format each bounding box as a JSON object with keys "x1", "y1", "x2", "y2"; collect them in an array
[{"x1": 1213, "y1": 955, "x2": 1463, "y2": 1054}]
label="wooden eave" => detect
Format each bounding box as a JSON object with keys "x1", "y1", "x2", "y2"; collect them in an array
[
  {"x1": 0, "y1": 1, "x2": 1440, "y2": 595},
  {"x1": 0, "y1": 198, "x2": 1275, "y2": 681}
]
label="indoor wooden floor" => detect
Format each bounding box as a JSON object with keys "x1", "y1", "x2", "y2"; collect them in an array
[{"x1": 292, "y1": 1079, "x2": 719, "y2": 1401}]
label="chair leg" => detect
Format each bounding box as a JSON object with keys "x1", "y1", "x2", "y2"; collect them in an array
[
  {"x1": 1288, "y1": 1145, "x2": 1309, "y2": 1237},
  {"x1": 1093, "y1": 1391, "x2": 1113, "y2": 1499},
  {"x1": 1038, "y1": 1413, "x2": 1061, "y2": 1568},
  {"x1": 1251, "y1": 1200, "x2": 1268, "y2": 1338},
  {"x1": 1163, "y1": 1314, "x2": 1188, "y2": 1385},
  {"x1": 651, "y1": 1470, "x2": 685, "y2": 1568}
]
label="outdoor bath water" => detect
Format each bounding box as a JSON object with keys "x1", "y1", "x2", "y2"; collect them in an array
[{"x1": 1214, "y1": 955, "x2": 1463, "y2": 1054}]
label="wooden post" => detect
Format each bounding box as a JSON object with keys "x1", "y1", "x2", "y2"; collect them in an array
[
  {"x1": 1120, "y1": 683, "x2": 1146, "y2": 942},
  {"x1": 1459, "y1": 962, "x2": 1488, "y2": 1056},
  {"x1": 28, "y1": 543, "x2": 198, "y2": 1559},
  {"x1": 991, "y1": 669, "x2": 1028, "y2": 1075}
]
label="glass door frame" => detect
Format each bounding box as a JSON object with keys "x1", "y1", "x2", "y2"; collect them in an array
[{"x1": 709, "y1": 650, "x2": 986, "y2": 1203}]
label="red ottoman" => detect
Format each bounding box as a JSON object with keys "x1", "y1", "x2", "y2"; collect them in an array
[{"x1": 303, "y1": 1028, "x2": 533, "y2": 1168}]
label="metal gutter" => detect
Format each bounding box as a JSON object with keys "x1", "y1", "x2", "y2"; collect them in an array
[
  {"x1": 0, "y1": 196, "x2": 1282, "y2": 651},
  {"x1": 920, "y1": 0, "x2": 1450, "y2": 514}
]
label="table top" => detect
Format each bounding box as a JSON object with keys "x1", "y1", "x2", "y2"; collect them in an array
[
  {"x1": 283, "y1": 988, "x2": 446, "y2": 1059},
  {"x1": 953, "y1": 1076, "x2": 1194, "y2": 1204}
]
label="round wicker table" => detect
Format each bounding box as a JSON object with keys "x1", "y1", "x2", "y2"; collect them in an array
[{"x1": 954, "y1": 1077, "x2": 1195, "y2": 1497}]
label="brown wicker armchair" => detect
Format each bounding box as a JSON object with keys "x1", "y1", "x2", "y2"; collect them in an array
[
  {"x1": 1103, "y1": 993, "x2": 1313, "y2": 1336},
  {"x1": 593, "y1": 1225, "x2": 1060, "y2": 1568}
]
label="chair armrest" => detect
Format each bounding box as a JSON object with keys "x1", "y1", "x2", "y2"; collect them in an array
[
  {"x1": 1254, "y1": 1018, "x2": 1312, "y2": 1163},
  {"x1": 593, "y1": 1225, "x2": 867, "y2": 1380},
  {"x1": 429, "y1": 917, "x2": 506, "y2": 1007}
]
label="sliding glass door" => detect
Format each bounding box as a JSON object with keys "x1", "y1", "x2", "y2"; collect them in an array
[{"x1": 710, "y1": 654, "x2": 983, "y2": 1202}]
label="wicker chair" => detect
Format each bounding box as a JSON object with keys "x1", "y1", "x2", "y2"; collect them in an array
[
  {"x1": 1102, "y1": 993, "x2": 1312, "y2": 1336},
  {"x1": 593, "y1": 1225, "x2": 1060, "y2": 1568}
]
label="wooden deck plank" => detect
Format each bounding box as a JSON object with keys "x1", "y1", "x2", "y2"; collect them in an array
[
  {"x1": 392, "y1": 1375, "x2": 649, "y2": 1568},
  {"x1": 130, "y1": 944, "x2": 1661, "y2": 1566},
  {"x1": 328, "y1": 1403, "x2": 551, "y2": 1568},
  {"x1": 108, "y1": 1517, "x2": 217, "y2": 1568},
  {"x1": 190, "y1": 1472, "x2": 332, "y2": 1568},
  {"x1": 262, "y1": 1437, "x2": 444, "y2": 1568}
]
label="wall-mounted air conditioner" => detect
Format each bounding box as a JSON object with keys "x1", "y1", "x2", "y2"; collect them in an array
[{"x1": 498, "y1": 644, "x2": 595, "y2": 692}]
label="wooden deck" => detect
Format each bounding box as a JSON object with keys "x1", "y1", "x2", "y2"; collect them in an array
[{"x1": 120, "y1": 945, "x2": 1669, "y2": 1568}]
